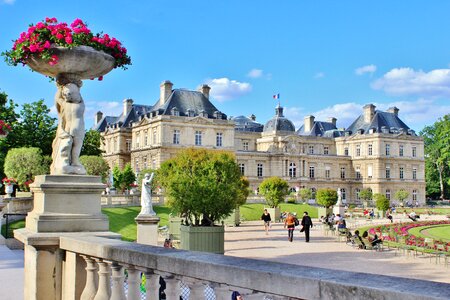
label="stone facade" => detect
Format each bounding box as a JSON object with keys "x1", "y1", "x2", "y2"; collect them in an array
[{"x1": 95, "y1": 81, "x2": 425, "y2": 205}]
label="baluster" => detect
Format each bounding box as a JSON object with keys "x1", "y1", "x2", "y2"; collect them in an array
[
  {"x1": 163, "y1": 275, "x2": 181, "y2": 300},
  {"x1": 80, "y1": 255, "x2": 98, "y2": 300},
  {"x1": 184, "y1": 278, "x2": 205, "y2": 299},
  {"x1": 144, "y1": 272, "x2": 160, "y2": 300},
  {"x1": 93, "y1": 259, "x2": 111, "y2": 300},
  {"x1": 110, "y1": 262, "x2": 126, "y2": 300},
  {"x1": 126, "y1": 267, "x2": 141, "y2": 300},
  {"x1": 213, "y1": 284, "x2": 231, "y2": 300}
]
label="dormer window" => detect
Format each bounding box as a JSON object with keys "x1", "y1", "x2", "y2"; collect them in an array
[
  {"x1": 214, "y1": 111, "x2": 223, "y2": 119},
  {"x1": 171, "y1": 107, "x2": 179, "y2": 116},
  {"x1": 200, "y1": 110, "x2": 208, "y2": 118},
  {"x1": 186, "y1": 109, "x2": 195, "y2": 117}
]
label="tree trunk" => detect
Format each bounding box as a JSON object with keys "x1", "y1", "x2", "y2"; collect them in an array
[{"x1": 436, "y1": 162, "x2": 445, "y2": 200}]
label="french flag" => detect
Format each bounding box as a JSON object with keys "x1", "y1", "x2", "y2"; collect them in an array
[{"x1": 273, "y1": 93, "x2": 280, "y2": 99}]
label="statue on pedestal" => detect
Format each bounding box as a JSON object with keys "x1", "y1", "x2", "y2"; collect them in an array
[{"x1": 139, "y1": 173, "x2": 156, "y2": 216}]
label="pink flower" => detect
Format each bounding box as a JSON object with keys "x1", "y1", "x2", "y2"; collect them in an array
[
  {"x1": 98, "y1": 76, "x2": 103, "y2": 81},
  {"x1": 43, "y1": 41, "x2": 51, "y2": 49},
  {"x1": 56, "y1": 33, "x2": 64, "y2": 39},
  {"x1": 65, "y1": 35, "x2": 73, "y2": 44},
  {"x1": 29, "y1": 44, "x2": 38, "y2": 53},
  {"x1": 48, "y1": 54, "x2": 58, "y2": 66},
  {"x1": 45, "y1": 17, "x2": 58, "y2": 23}
]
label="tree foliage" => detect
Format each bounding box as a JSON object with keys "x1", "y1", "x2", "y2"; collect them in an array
[
  {"x1": 158, "y1": 148, "x2": 242, "y2": 226},
  {"x1": 4, "y1": 147, "x2": 50, "y2": 190},
  {"x1": 81, "y1": 129, "x2": 104, "y2": 156},
  {"x1": 374, "y1": 193, "x2": 390, "y2": 212},
  {"x1": 394, "y1": 190, "x2": 410, "y2": 203},
  {"x1": 0, "y1": 91, "x2": 19, "y2": 179},
  {"x1": 80, "y1": 155, "x2": 109, "y2": 182},
  {"x1": 298, "y1": 188, "x2": 312, "y2": 202},
  {"x1": 259, "y1": 177, "x2": 289, "y2": 208},
  {"x1": 316, "y1": 188, "x2": 338, "y2": 208},
  {"x1": 359, "y1": 188, "x2": 373, "y2": 201},
  {"x1": 420, "y1": 114, "x2": 450, "y2": 200},
  {"x1": 236, "y1": 176, "x2": 250, "y2": 207},
  {"x1": 112, "y1": 163, "x2": 135, "y2": 193},
  {"x1": 136, "y1": 168, "x2": 157, "y2": 191}
]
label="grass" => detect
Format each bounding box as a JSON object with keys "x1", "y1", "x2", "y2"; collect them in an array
[
  {"x1": 408, "y1": 224, "x2": 450, "y2": 242},
  {"x1": 0, "y1": 219, "x2": 25, "y2": 238},
  {"x1": 240, "y1": 203, "x2": 318, "y2": 220},
  {"x1": 397, "y1": 208, "x2": 450, "y2": 215}
]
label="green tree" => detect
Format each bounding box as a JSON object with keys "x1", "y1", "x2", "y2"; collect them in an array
[
  {"x1": 80, "y1": 155, "x2": 109, "y2": 182},
  {"x1": 158, "y1": 148, "x2": 242, "y2": 226},
  {"x1": 259, "y1": 177, "x2": 289, "y2": 208},
  {"x1": 14, "y1": 100, "x2": 56, "y2": 156},
  {"x1": 81, "y1": 129, "x2": 104, "y2": 156},
  {"x1": 112, "y1": 163, "x2": 136, "y2": 193},
  {"x1": 4, "y1": 147, "x2": 49, "y2": 190},
  {"x1": 316, "y1": 188, "x2": 338, "y2": 208},
  {"x1": 136, "y1": 168, "x2": 157, "y2": 191},
  {"x1": 359, "y1": 188, "x2": 373, "y2": 206},
  {"x1": 236, "y1": 176, "x2": 250, "y2": 207},
  {"x1": 0, "y1": 91, "x2": 19, "y2": 179},
  {"x1": 394, "y1": 190, "x2": 410, "y2": 204},
  {"x1": 374, "y1": 193, "x2": 390, "y2": 213},
  {"x1": 420, "y1": 115, "x2": 450, "y2": 200},
  {"x1": 298, "y1": 188, "x2": 312, "y2": 203}
]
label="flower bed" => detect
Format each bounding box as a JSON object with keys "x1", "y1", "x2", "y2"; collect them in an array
[{"x1": 367, "y1": 220, "x2": 450, "y2": 252}]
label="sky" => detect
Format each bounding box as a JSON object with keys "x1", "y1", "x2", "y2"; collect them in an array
[{"x1": 1, "y1": 0, "x2": 450, "y2": 132}]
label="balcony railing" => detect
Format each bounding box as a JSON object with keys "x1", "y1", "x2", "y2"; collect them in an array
[{"x1": 58, "y1": 235, "x2": 449, "y2": 300}]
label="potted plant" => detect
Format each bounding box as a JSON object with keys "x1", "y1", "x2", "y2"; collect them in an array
[
  {"x1": 298, "y1": 188, "x2": 312, "y2": 204},
  {"x1": 374, "y1": 193, "x2": 390, "y2": 218},
  {"x1": 0, "y1": 120, "x2": 11, "y2": 138},
  {"x1": 259, "y1": 177, "x2": 289, "y2": 223},
  {"x1": 158, "y1": 148, "x2": 244, "y2": 254},
  {"x1": 359, "y1": 188, "x2": 373, "y2": 208},
  {"x1": 223, "y1": 176, "x2": 250, "y2": 226},
  {"x1": 316, "y1": 188, "x2": 338, "y2": 218},
  {"x1": 2, "y1": 177, "x2": 17, "y2": 196}
]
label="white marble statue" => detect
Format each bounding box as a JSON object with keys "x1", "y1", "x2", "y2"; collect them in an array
[
  {"x1": 139, "y1": 173, "x2": 156, "y2": 216},
  {"x1": 50, "y1": 76, "x2": 86, "y2": 175},
  {"x1": 336, "y1": 188, "x2": 343, "y2": 206}
]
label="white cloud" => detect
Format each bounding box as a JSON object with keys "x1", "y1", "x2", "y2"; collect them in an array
[
  {"x1": 311, "y1": 102, "x2": 363, "y2": 129},
  {"x1": 206, "y1": 78, "x2": 252, "y2": 101},
  {"x1": 355, "y1": 64, "x2": 377, "y2": 76},
  {"x1": 84, "y1": 100, "x2": 122, "y2": 118},
  {"x1": 314, "y1": 72, "x2": 325, "y2": 79},
  {"x1": 371, "y1": 67, "x2": 450, "y2": 97},
  {"x1": 2, "y1": 0, "x2": 16, "y2": 4},
  {"x1": 284, "y1": 107, "x2": 305, "y2": 129},
  {"x1": 247, "y1": 69, "x2": 263, "y2": 78}
]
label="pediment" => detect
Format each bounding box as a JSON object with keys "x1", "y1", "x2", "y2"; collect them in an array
[
  {"x1": 185, "y1": 116, "x2": 214, "y2": 125},
  {"x1": 135, "y1": 117, "x2": 150, "y2": 126}
]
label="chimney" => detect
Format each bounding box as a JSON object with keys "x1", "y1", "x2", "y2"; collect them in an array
[
  {"x1": 95, "y1": 111, "x2": 103, "y2": 125},
  {"x1": 304, "y1": 115, "x2": 315, "y2": 132},
  {"x1": 199, "y1": 84, "x2": 211, "y2": 99},
  {"x1": 249, "y1": 114, "x2": 256, "y2": 121},
  {"x1": 363, "y1": 104, "x2": 376, "y2": 123},
  {"x1": 123, "y1": 98, "x2": 133, "y2": 115},
  {"x1": 327, "y1": 117, "x2": 337, "y2": 127},
  {"x1": 160, "y1": 80, "x2": 173, "y2": 105},
  {"x1": 387, "y1": 106, "x2": 399, "y2": 116}
]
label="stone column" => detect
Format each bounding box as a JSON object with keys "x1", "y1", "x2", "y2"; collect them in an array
[{"x1": 135, "y1": 215, "x2": 160, "y2": 246}]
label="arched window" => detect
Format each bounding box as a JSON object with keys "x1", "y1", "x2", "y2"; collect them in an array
[
  {"x1": 341, "y1": 188, "x2": 346, "y2": 200},
  {"x1": 386, "y1": 189, "x2": 391, "y2": 201},
  {"x1": 355, "y1": 188, "x2": 361, "y2": 201},
  {"x1": 289, "y1": 162, "x2": 296, "y2": 178},
  {"x1": 289, "y1": 187, "x2": 297, "y2": 194},
  {"x1": 311, "y1": 188, "x2": 316, "y2": 199}
]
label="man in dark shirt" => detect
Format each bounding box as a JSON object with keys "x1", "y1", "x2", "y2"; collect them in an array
[{"x1": 301, "y1": 211, "x2": 313, "y2": 242}]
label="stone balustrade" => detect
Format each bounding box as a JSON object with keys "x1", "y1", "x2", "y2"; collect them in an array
[{"x1": 59, "y1": 235, "x2": 449, "y2": 300}]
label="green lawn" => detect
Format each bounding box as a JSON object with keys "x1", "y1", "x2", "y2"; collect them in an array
[
  {"x1": 408, "y1": 224, "x2": 450, "y2": 242},
  {"x1": 240, "y1": 203, "x2": 318, "y2": 220},
  {"x1": 0, "y1": 219, "x2": 25, "y2": 238},
  {"x1": 398, "y1": 208, "x2": 450, "y2": 215}
]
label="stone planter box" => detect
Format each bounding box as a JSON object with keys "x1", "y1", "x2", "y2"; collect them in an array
[
  {"x1": 180, "y1": 225, "x2": 224, "y2": 254},
  {"x1": 168, "y1": 215, "x2": 182, "y2": 240},
  {"x1": 265, "y1": 207, "x2": 280, "y2": 222},
  {"x1": 223, "y1": 208, "x2": 240, "y2": 226}
]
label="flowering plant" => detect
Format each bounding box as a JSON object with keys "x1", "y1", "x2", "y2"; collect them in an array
[
  {"x1": 2, "y1": 177, "x2": 17, "y2": 185},
  {"x1": 0, "y1": 120, "x2": 12, "y2": 136},
  {"x1": 2, "y1": 17, "x2": 131, "y2": 74}
]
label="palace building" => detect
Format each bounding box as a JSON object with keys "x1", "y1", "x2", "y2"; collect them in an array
[{"x1": 94, "y1": 80, "x2": 425, "y2": 205}]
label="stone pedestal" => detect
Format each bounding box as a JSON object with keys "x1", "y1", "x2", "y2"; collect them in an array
[
  {"x1": 333, "y1": 204, "x2": 345, "y2": 217},
  {"x1": 135, "y1": 215, "x2": 160, "y2": 246},
  {"x1": 26, "y1": 175, "x2": 109, "y2": 232}
]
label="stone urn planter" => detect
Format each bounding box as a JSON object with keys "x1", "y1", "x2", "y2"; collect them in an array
[
  {"x1": 5, "y1": 184, "x2": 13, "y2": 195},
  {"x1": 180, "y1": 225, "x2": 225, "y2": 254}
]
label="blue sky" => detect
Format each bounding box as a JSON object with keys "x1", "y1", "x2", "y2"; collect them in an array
[{"x1": 1, "y1": 0, "x2": 449, "y2": 131}]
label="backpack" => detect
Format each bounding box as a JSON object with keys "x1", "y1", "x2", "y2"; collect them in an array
[{"x1": 294, "y1": 218, "x2": 299, "y2": 226}]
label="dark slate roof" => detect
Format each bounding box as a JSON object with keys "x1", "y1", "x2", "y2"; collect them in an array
[
  {"x1": 346, "y1": 110, "x2": 416, "y2": 135},
  {"x1": 232, "y1": 115, "x2": 264, "y2": 132},
  {"x1": 297, "y1": 121, "x2": 339, "y2": 137},
  {"x1": 263, "y1": 106, "x2": 296, "y2": 132},
  {"x1": 151, "y1": 89, "x2": 227, "y2": 119},
  {"x1": 93, "y1": 104, "x2": 153, "y2": 131}
]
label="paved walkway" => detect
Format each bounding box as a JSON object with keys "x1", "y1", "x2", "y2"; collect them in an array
[
  {"x1": 224, "y1": 220, "x2": 450, "y2": 284},
  {"x1": 0, "y1": 243, "x2": 24, "y2": 300}
]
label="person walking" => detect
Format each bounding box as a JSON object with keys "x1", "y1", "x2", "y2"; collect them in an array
[
  {"x1": 284, "y1": 212, "x2": 295, "y2": 242},
  {"x1": 300, "y1": 211, "x2": 313, "y2": 242},
  {"x1": 261, "y1": 209, "x2": 272, "y2": 235}
]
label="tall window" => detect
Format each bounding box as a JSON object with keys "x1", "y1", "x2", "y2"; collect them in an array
[
  {"x1": 367, "y1": 164, "x2": 373, "y2": 179},
  {"x1": 386, "y1": 189, "x2": 391, "y2": 201},
  {"x1": 344, "y1": 147, "x2": 349, "y2": 156},
  {"x1": 385, "y1": 166, "x2": 391, "y2": 179},
  {"x1": 143, "y1": 157, "x2": 147, "y2": 169},
  {"x1": 368, "y1": 144, "x2": 373, "y2": 156},
  {"x1": 356, "y1": 188, "x2": 361, "y2": 201},
  {"x1": 385, "y1": 144, "x2": 390, "y2": 156},
  {"x1": 412, "y1": 146, "x2": 417, "y2": 157},
  {"x1": 309, "y1": 145, "x2": 314, "y2": 154},
  {"x1": 153, "y1": 129, "x2": 157, "y2": 144},
  {"x1": 125, "y1": 139, "x2": 131, "y2": 152},
  {"x1": 239, "y1": 163, "x2": 245, "y2": 175},
  {"x1": 195, "y1": 130, "x2": 202, "y2": 146},
  {"x1": 356, "y1": 144, "x2": 361, "y2": 156},
  {"x1": 399, "y1": 167, "x2": 404, "y2": 179},
  {"x1": 341, "y1": 188, "x2": 346, "y2": 200},
  {"x1": 356, "y1": 166, "x2": 361, "y2": 179},
  {"x1": 324, "y1": 146, "x2": 329, "y2": 155},
  {"x1": 399, "y1": 145, "x2": 404, "y2": 157},
  {"x1": 340, "y1": 167, "x2": 346, "y2": 179},
  {"x1": 413, "y1": 167, "x2": 417, "y2": 180},
  {"x1": 216, "y1": 132, "x2": 223, "y2": 147},
  {"x1": 135, "y1": 132, "x2": 140, "y2": 149},
  {"x1": 242, "y1": 141, "x2": 249, "y2": 151},
  {"x1": 173, "y1": 130, "x2": 180, "y2": 144},
  {"x1": 289, "y1": 162, "x2": 296, "y2": 178},
  {"x1": 412, "y1": 189, "x2": 418, "y2": 202},
  {"x1": 135, "y1": 158, "x2": 140, "y2": 173},
  {"x1": 309, "y1": 166, "x2": 315, "y2": 178},
  {"x1": 325, "y1": 166, "x2": 330, "y2": 179},
  {"x1": 302, "y1": 160, "x2": 306, "y2": 176},
  {"x1": 144, "y1": 130, "x2": 148, "y2": 146},
  {"x1": 257, "y1": 163, "x2": 263, "y2": 177}
]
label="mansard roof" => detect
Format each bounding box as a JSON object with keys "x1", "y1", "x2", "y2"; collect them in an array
[
  {"x1": 93, "y1": 104, "x2": 153, "y2": 131},
  {"x1": 346, "y1": 110, "x2": 416, "y2": 135},
  {"x1": 232, "y1": 115, "x2": 264, "y2": 132},
  {"x1": 151, "y1": 89, "x2": 227, "y2": 119},
  {"x1": 297, "y1": 121, "x2": 342, "y2": 137},
  {"x1": 263, "y1": 106, "x2": 296, "y2": 133}
]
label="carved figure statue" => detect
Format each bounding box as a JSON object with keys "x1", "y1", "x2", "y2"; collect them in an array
[
  {"x1": 50, "y1": 76, "x2": 86, "y2": 175},
  {"x1": 337, "y1": 188, "x2": 343, "y2": 206},
  {"x1": 139, "y1": 173, "x2": 156, "y2": 216}
]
